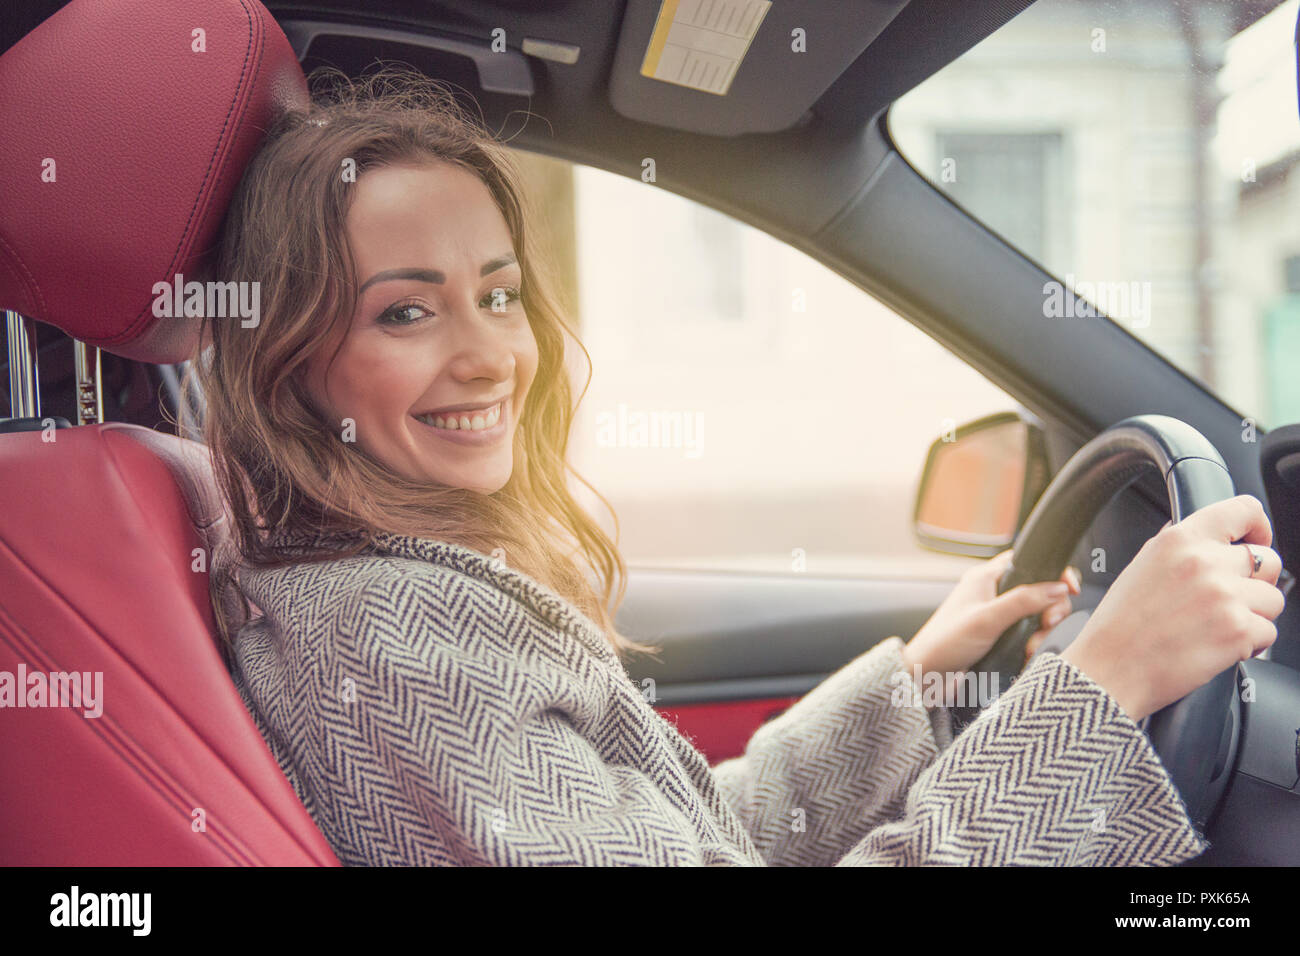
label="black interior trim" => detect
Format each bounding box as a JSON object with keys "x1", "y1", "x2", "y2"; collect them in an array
[
  {"x1": 812, "y1": 0, "x2": 1039, "y2": 130},
  {"x1": 620, "y1": 570, "x2": 954, "y2": 690}
]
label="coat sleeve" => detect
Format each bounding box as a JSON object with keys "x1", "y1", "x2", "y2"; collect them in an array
[
  {"x1": 710, "y1": 635, "x2": 955, "y2": 866},
  {"x1": 711, "y1": 633, "x2": 1207, "y2": 867},
  {"x1": 836, "y1": 648, "x2": 1211, "y2": 865}
]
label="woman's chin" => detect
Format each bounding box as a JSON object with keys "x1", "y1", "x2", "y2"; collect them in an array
[{"x1": 423, "y1": 462, "x2": 511, "y2": 495}]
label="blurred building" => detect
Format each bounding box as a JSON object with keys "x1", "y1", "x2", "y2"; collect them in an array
[{"x1": 890, "y1": 0, "x2": 1297, "y2": 426}]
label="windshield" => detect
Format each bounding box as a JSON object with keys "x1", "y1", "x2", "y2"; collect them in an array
[{"x1": 890, "y1": 0, "x2": 1299, "y2": 429}]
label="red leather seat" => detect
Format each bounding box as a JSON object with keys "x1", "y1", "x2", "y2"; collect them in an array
[{"x1": 0, "y1": 0, "x2": 340, "y2": 864}]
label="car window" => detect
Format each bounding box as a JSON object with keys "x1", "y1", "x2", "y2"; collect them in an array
[
  {"x1": 510, "y1": 150, "x2": 1016, "y2": 580},
  {"x1": 890, "y1": 0, "x2": 1300, "y2": 430}
]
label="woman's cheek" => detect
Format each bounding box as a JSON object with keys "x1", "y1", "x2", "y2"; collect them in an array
[{"x1": 516, "y1": 319, "x2": 541, "y2": 398}]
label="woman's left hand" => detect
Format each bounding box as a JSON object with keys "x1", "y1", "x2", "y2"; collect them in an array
[{"x1": 899, "y1": 549, "x2": 1081, "y2": 685}]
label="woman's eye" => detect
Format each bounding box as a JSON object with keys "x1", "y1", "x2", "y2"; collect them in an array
[
  {"x1": 481, "y1": 286, "x2": 522, "y2": 311},
  {"x1": 377, "y1": 301, "x2": 433, "y2": 326}
]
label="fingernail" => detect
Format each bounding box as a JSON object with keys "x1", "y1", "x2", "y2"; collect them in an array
[{"x1": 1049, "y1": 583, "x2": 1068, "y2": 596}]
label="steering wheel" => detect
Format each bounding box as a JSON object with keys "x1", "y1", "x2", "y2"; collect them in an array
[{"x1": 956, "y1": 413, "x2": 1241, "y2": 830}]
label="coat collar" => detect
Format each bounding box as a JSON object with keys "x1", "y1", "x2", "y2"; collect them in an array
[{"x1": 262, "y1": 524, "x2": 625, "y2": 673}]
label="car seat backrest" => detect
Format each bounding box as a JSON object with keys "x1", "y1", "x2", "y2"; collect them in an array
[
  {"x1": 0, "y1": 0, "x2": 340, "y2": 864},
  {"x1": 0, "y1": 424, "x2": 337, "y2": 864}
]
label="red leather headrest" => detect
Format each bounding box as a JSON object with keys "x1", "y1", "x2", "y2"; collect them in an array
[{"x1": 0, "y1": 0, "x2": 308, "y2": 362}]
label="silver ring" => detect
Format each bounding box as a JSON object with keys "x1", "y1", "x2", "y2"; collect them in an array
[{"x1": 1243, "y1": 543, "x2": 1263, "y2": 578}]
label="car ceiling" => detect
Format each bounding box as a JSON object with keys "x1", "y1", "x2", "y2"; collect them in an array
[
  {"x1": 3, "y1": 0, "x2": 1035, "y2": 230},
  {"x1": 281, "y1": 0, "x2": 1038, "y2": 136}
]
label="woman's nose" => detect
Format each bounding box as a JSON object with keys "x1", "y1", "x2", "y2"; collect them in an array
[{"x1": 443, "y1": 310, "x2": 516, "y2": 383}]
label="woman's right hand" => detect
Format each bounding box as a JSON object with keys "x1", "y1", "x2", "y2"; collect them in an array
[{"x1": 1060, "y1": 494, "x2": 1286, "y2": 722}]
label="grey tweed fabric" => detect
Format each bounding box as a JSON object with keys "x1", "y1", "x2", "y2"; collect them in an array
[{"x1": 228, "y1": 529, "x2": 1209, "y2": 866}]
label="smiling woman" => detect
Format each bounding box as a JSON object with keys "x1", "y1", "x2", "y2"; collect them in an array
[
  {"x1": 300, "y1": 162, "x2": 535, "y2": 493},
  {"x1": 188, "y1": 63, "x2": 1281, "y2": 868},
  {"x1": 191, "y1": 64, "x2": 639, "y2": 655}
]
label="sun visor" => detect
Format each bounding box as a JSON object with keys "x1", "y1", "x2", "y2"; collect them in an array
[{"x1": 609, "y1": 0, "x2": 910, "y2": 136}]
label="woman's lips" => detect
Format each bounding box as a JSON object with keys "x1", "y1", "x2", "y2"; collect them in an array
[{"x1": 411, "y1": 400, "x2": 508, "y2": 446}]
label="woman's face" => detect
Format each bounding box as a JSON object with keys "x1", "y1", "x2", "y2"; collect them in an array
[{"x1": 304, "y1": 160, "x2": 538, "y2": 494}]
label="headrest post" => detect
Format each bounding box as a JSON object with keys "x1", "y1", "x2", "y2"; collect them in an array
[
  {"x1": 73, "y1": 341, "x2": 102, "y2": 425},
  {"x1": 5, "y1": 311, "x2": 39, "y2": 419}
]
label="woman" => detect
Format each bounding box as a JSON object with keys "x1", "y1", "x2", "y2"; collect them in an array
[{"x1": 195, "y1": 67, "x2": 1285, "y2": 866}]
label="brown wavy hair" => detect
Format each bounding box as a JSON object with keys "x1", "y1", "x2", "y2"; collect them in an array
[{"x1": 188, "y1": 65, "x2": 653, "y2": 659}]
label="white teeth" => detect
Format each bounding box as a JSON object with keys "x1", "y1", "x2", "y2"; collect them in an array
[{"x1": 417, "y1": 402, "x2": 503, "y2": 432}]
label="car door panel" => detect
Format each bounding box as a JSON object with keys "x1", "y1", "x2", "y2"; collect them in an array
[{"x1": 620, "y1": 568, "x2": 955, "y2": 762}]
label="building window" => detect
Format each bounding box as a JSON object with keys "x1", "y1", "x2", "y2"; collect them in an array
[{"x1": 935, "y1": 131, "x2": 1066, "y2": 267}]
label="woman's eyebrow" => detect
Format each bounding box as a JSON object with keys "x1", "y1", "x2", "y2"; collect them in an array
[{"x1": 358, "y1": 254, "x2": 518, "y2": 293}]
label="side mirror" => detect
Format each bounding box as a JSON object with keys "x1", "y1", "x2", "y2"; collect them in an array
[{"x1": 913, "y1": 411, "x2": 1050, "y2": 558}]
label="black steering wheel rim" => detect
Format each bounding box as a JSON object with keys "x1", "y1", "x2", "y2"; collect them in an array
[{"x1": 958, "y1": 413, "x2": 1239, "y2": 830}]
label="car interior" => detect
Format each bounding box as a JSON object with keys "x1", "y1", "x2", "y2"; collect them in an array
[{"x1": 2, "y1": 0, "x2": 1299, "y2": 866}]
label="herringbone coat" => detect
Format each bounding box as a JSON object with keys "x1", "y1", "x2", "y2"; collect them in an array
[{"x1": 229, "y1": 529, "x2": 1209, "y2": 865}]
